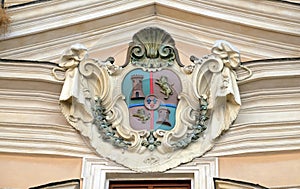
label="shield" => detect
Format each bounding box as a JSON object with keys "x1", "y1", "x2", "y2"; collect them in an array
[{"x1": 122, "y1": 69, "x2": 182, "y2": 131}]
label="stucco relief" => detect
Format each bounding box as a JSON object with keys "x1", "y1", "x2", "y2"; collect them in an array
[{"x1": 52, "y1": 27, "x2": 251, "y2": 172}]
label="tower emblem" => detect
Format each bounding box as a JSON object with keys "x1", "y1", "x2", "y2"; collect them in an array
[
  {"x1": 53, "y1": 27, "x2": 252, "y2": 172},
  {"x1": 130, "y1": 74, "x2": 145, "y2": 99},
  {"x1": 123, "y1": 69, "x2": 181, "y2": 131}
]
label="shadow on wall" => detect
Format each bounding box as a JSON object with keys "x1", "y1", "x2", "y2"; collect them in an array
[
  {"x1": 29, "y1": 179, "x2": 80, "y2": 189},
  {"x1": 214, "y1": 178, "x2": 268, "y2": 189}
]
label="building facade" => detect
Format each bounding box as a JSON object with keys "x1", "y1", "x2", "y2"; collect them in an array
[{"x1": 0, "y1": 0, "x2": 300, "y2": 188}]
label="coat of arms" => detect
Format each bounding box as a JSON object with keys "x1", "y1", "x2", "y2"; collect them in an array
[
  {"x1": 123, "y1": 69, "x2": 181, "y2": 132},
  {"x1": 52, "y1": 27, "x2": 252, "y2": 172}
]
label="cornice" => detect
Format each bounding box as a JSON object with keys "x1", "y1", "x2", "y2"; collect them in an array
[
  {"x1": 0, "y1": 17, "x2": 298, "y2": 62},
  {"x1": 208, "y1": 121, "x2": 300, "y2": 157},
  {"x1": 0, "y1": 59, "x2": 299, "y2": 158},
  {"x1": 155, "y1": 17, "x2": 299, "y2": 60},
  {"x1": 214, "y1": 177, "x2": 268, "y2": 189},
  {"x1": 0, "y1": 1, "x2": 298, "y2": 62},
  {"x1": 1, "y1": 0, "x2": 299, "y2": 39},
  {"x1": 2, "y1": 0, "x2": 154, "y2": 39},
  {"x1": 158, "y1": 0, "x2": 300, "y2": 35},
  {"x1": 204, "y1": 59, "x2": 300, "y2": 157}
]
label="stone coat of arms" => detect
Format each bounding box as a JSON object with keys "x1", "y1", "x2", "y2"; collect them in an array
[{"x1": 52, "y1": 27, "x2": 252, "y2": 172}]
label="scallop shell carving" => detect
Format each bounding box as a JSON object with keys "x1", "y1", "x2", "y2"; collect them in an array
[{"x1": 124, "y1": 27, "x2": 183, "y2": 71}]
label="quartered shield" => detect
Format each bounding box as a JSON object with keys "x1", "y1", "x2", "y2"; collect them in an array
[{"x1": 122, "y1": 69, "x2": 182, "y2": 132}]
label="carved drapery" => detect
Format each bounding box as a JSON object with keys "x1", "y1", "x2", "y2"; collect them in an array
[{"x1": 52, "y1": 27, "x2": 251, "y2": 172}]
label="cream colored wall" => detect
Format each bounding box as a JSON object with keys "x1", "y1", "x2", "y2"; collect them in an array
[
  {"x1": 1, "y1": 151, "x2": 300, "y2": 189},
  {"x1": 1, "y1": 55, "x2": 299, "y2": 189},
  {"x1": 0, "y1": 153, "x2": 82, "y2": 189},
  {"x1": 0, "y1": 1, "x2": 299, "y2": 188},
  {"x1": 219, "y1": 151, "x2": 300, "y2": 188}
]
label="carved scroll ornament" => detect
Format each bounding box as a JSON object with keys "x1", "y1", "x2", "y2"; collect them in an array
[{"x1": 52, "y1": 27, "x2": 252, "y2": 172}]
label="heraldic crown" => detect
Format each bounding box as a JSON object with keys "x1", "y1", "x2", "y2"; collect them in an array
[{"x1": 52, "y1": 27, "x2": 252, "y2": 172}]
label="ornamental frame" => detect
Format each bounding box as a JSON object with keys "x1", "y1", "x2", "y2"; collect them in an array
[
  {"x1": 52, "y1": 27, "x2": 252, "y2": 172},
  {"x1": 81, "y1": 157, "x2": 218, "y2": 189}
]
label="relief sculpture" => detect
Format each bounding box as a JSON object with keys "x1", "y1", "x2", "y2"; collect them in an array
[
  {"x1": 155, "y1": 76, "x2": 174, "y2": 99},
  {"x1": 53, "y1": 27, "x2": 252, "y2": 172}
]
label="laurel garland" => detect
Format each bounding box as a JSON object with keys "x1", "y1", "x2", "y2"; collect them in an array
[
  {"x1": 93, "y1": 95, "x2": 209, "y2": 151},
  {"x1": 171, "y1": 95, "x2": 208, "y2": 149},
  {"x1": 93, "y1": 97, "x2": 131, "y2": 148},
  {"x1": 141, "y1": 131, "x2": 161, "y2": 151}
]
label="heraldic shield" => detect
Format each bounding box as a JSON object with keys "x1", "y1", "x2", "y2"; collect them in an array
[
  {"x1": 123, "y1": 69, "x2": 181, "y2": 132},
  {"x1": 53, "y1": 27, "x2": 252, "y2": 172}
]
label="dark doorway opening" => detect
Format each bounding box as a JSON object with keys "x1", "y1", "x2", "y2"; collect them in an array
[{"x1": 109, "y1": 180, "x2": 191, "y2": 189}]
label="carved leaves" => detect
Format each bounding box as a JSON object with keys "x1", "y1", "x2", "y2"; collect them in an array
[{"x1": 53, "y1": 28, "x2": 251, "y2": 172}]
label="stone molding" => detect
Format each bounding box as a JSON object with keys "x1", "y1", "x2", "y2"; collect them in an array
[
  {"x1": 3, "y1": 0, "x2": 299, "y2": 39},
  {"x1": 0, "y1": 60, "x2": 97, "y2": 157},
  {"x1": 81, "y1": 157, "x2": 218, "y2": 189},
  {"x1": 0, "y1": 1, "x2": 299, "y2": 61},
  {"x1": 0, "y1": 58, "x2": 299, "y2": 158},
  {"x1": 0, "y1": 18, "x2": 298, "y2": 61},
  {"x1": 214, "y1": 178, "x2": 268, "y2": 189},
  {"x1": 29, "y1": 179, "x2": 80, "y2": 189}
]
